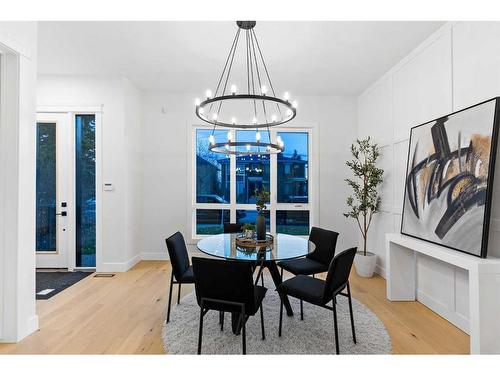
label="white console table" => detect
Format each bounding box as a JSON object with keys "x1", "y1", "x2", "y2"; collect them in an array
[{"x1": 386, "y1": 233, "x2": 500, "y2": 354}]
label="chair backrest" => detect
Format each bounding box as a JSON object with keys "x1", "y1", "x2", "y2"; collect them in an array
[
  {"x1": 323, "y1": 247, "x2": 357, "y2": 301},
  {"x1": 223, "y1": 223, "x2": 242, "y2": 233},
  {"x1": 192, "y1": 257, "x2": 256, "y2": 313},
  {"x1": 306, "y1": 227, "x2": 339, "y2": 265},
  {"x1": 165, "y1": 231, "x2": 190, "y2": 281}
]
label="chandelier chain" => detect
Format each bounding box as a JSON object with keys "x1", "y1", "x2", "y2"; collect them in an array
[{"x1": 252, "y1": 28, "x2": 282, "y2": 119}]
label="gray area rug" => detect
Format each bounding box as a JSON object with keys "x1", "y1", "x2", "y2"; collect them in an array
[{"x1": 162, "y1": 276, "x2": 392, "y2": 354}]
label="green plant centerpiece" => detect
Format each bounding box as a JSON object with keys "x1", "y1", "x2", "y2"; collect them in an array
[
  {"x1": 344, "y1": 137, "x2": 383, "y2": 278},
  {"x1": 255, "y1": 187, "x2": 270, "y2": 240},
  {"x1": 242, "y1": 223, "x2": 255, "y2": 238}
]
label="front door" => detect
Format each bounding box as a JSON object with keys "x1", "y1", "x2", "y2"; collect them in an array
[{"x1": 36, "y1": 112, "x2": 97, "y2": 269}]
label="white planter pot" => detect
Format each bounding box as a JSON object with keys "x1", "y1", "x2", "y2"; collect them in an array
[{"x1": 354, "y1": 252, "x2": 377, "y2": 278}]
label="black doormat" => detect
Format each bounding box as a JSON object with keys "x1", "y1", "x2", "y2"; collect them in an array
[{"x1": 36, "y1": 271, "x2": 93, "y2": 300}]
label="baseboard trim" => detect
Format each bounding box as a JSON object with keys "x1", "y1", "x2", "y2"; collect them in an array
[
  {"x1": 416, "y1": 289, "x2": 469, "y2": 334},
  {"x1": 141, "y1": 252, "x2": 168, "y2": 261},
  {"x1": 99, "y1": 254, "x2": 141, "y2": 272},
  {"x1": 0, "y1": 314, "x2": 39, "y2": 343},
  {"x1": 375, "y1": 264, "x2": 386, "y2": 279}
]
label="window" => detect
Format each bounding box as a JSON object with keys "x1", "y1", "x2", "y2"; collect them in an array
[
  {"x1": 36, "y1": 122, "x2": 57, "y2": 252},
  {"x1": 75, "y1": 114, "x2": 96, "y2": 267},
  {"x1": 196, "y1": 129, "x2": 230, "y2": 204},
  {"x1": 193, "y1": 127, "x2": 312, "y2": 237},
  {"x1": 236, "y1": 130, "x2": 270, "y2": 204},
  {"x1": 277, "y1": 132, "x2": 308, "y2": 203}
]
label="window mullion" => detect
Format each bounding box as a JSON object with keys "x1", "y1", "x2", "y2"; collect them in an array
[
  {"x1": 270, "y1": 128, "x2": 277, "y2": 234},
  {"x1": 230, "y1": 129, "x2": 236, "y2": 223}
]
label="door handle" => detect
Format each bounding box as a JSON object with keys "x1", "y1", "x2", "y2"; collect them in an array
[{"x1": 56, "y1": 211, "x2": 67, "y2": 217}]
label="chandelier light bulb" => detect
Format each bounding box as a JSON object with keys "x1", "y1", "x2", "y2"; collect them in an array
[
  {"x1": 246, "y1": 144, "x2": 251, "y2": 151},
  {"x1": 195, "y1": 98, "x2": 201, "y2": 106},
  {"x1": 277, "y1": 136, "x2": 282, "y2": 144},
  {"x1": 252, "y1": 117, "x2": 258, "y2": 125},
  {"x1": 199, "y1": 107, "x2": 205, "y2": 115},
  {"x1": 225, "y1": 144, "x2": 230, "y2": 150},
  {"x1": 212, "y1": 113, "x2": 218, "y2": 121},
  {"x1": 261, "y1": 85, "x2": 268, "y2": 95},
  {"x1": 292, "y1": 100, "x2": 298, "y2": 108},
  {"x1": 206, "y1": 89, "x2": 213, "y2": 99},
  {"x1": 271, "y1": 115, "x2": 277, "y2": 122},
  {"x1": 284, "y1": 92, "x2": 290, "y2": 101},
  {"x1": 231, "y1": 84, "x2": 237, "y2": 95},
  {"x1": 209, "y1": 135, "x2": 215, "y2": 144},
  {"x1": 227, "y1": 131, "x2": 232, "y2": 141},
  {"x1": 256, "y1": 132, "x2": 261, "y2": 142},
  {"x1": 231, "y1": 117, "x2": 237, "y2": 125},
  {"x1": 286, "y1": 109, "x2": 292, "y2": 117}
]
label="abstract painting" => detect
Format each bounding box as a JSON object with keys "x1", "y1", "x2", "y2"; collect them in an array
[{"x1": 401, "y1": 98, "x2": 500, "y2": 258}]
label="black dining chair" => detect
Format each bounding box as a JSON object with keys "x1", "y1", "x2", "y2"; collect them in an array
[
  {"x1": 223, "y1": 223, "x2": 243, "y2": 233},
  {"x1": 277, "y1": 247, "x2": 357, "y2": 354},
  {"x1": 165, "y1": 231, "x2": 195, "y2": 323},
  {"x1": 192, "y1": 257, "x2": 267, "y2": 354},
  {"x1": 277, "y1": 226, "x2": 339, "y2": 319}
]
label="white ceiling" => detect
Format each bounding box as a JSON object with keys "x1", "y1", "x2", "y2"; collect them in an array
[{"x1": 37, "y1": 21, "x2": 444, "y2": 96}]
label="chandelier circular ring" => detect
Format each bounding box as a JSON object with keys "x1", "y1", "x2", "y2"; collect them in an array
[
  {"x1": 209, "y1": 141, "x2": 284, "y2": 155},
  {"x1": 196, "y1": 94, "x2": 297, "y2": 129}
]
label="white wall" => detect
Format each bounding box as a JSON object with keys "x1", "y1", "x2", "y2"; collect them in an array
[
  {"x1": 36, "y1": 75, "x2": 143, "y2": 272},
  {"x1": 140, "y1": 92, "x2": 358, "y2": 259},
  {"x1": 358, "y1": 21, "x2": 500, "y2": 333},
  {"x1": 0, "y1": 22, "x2": 38, "y2": 342}
]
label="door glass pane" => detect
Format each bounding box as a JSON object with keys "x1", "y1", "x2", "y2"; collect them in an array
[
  {"x1": 196, "y1": 209, "x2": 230, "y2": 235},
  {"x1": 196, "y1": 129, "x2": 230, "y2": 203},
  {"x1": 236, "y1": 210, "x2": 270, "y2": 231},
  {"x1": 277, "y1": 132, "x2": 308, "y2": 203},
  {"x1": 36, "y1": 123, "x2": 57, "y2": 252},
  {"x1": 236, "y1": 130, "x2": 270, "y2": 204},
  {"x1": 75, "y1": 115, "x2": 96, "y2": 267},
  {"x1": 276, "y1": 210, "x2": 310, "y2": 235}
]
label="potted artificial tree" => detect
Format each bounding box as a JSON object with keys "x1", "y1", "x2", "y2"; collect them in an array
[
  {"x1": 344, "y1": 137, "x2": 383, "y2": 278},
  {"x1": 255, "y1": 188, "x2": 270, "y2": 240}
]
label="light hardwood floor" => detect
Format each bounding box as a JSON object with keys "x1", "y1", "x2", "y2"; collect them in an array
[{"x1": 0, "y1": 260, "x2": 469, "y2": 354}]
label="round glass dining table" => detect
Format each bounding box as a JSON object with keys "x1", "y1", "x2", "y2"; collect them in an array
[
  {"x1": 197, "y1": 233, "x2": 315, "y2": 332},
  {"x1": 197, "y1": 233, "x2": 315, "y2": 262}
]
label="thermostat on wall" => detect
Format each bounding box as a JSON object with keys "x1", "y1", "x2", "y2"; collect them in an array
[{"x1": 103, "y1": 183, "x2": 115, "y2": 191}]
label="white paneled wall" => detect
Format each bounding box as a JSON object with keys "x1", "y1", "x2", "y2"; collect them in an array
[{"x1": 358, "y1": 22, "x2": 500, "y2": 333}]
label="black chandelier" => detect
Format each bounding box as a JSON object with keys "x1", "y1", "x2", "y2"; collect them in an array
[{"x1": 195, "y1": 21, "x2": 297, "y2": 155}]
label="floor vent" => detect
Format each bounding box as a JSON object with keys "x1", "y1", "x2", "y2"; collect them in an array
[{"x1": 94, "y1": 273, "x2": 116, "y2": 278}]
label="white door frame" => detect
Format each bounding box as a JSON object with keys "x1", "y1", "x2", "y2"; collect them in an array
[{"x1": 37, "y1": 106, "x2": 103, "y2": 271}]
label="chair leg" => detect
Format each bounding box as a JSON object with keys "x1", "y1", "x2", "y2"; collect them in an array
[
  {"x1": 261, "y1": 272, "x2": 264, "y2": 287},
  {"x1": 280, "y1": 267, "x2": 283, "y2": 282},
  {"x1": 347, "y1": 282, "x2": 357, "y2": 344},
  {"x1": 332, "y1": 299, "x2": 340, "y2": 355},
  {"x1": 220, "y1": 311, "x2": 224, "y2": 331},
  {"x1": 197, "y1": 307, "x2": 204, "y2": 355},
  {"x1": 166, "y1": 273, "x2": 174, "y2": 323},
  {"x1": 278, "y1": 293, "x2": 284, "y2": 337},
  {"x1": 177, "y1": 283, "x2": 181, "y2": 304},
  {"x1": 300, "y1": 299, "x2": 304, "y2": 320},
  {"x1": 241, "y1": 314, "x2": 247, "y2": 354},
  {"x1": 260, "y1": 303, "x2": 265, "y2": 340}
]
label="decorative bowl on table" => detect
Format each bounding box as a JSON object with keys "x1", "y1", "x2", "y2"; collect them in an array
[{"x1": 235, "y1": 233, "x2": 274, "y2": 253}]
